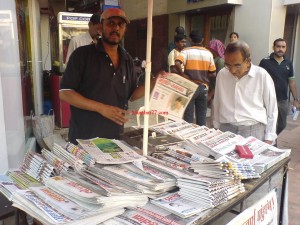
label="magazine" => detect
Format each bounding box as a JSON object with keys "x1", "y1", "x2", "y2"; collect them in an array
[
  {"x1": 149, "y1": 74, "x2": 198, "y2": 121},
  {"x1": 77, "y1": 138, "x2": 145, "y2": 164}
]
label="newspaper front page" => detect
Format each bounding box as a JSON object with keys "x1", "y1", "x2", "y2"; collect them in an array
[
  {"x1": 149, "y1": 73, "x2": 198, "y2": 121},
  {"x1": 77, "y1": 138, "x2": 145, "y2": 164}
]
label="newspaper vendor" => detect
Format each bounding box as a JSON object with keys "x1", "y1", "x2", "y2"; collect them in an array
[{"x1": 60, "y1": 8, "x2": 158, "y2": 144}]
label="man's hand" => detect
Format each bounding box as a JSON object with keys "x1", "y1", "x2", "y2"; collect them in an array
[
  {"x1": 293, "y1": 99, "x2": 300, "y2": 109},
  {"x1": 264, "y1": 140, "x2": 273, "y2": 145},
  {"x1": 97, "y1": 104, "x2": 128, "y2": 125}
]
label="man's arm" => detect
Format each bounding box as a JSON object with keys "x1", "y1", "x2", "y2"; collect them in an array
[
  {"x1": 263, "y1": 75, "x2": 278, "y2": 145},
  {"x1": 130, "y1": 71, "x2": 167, "y2": 101},
  {"x1": 59, "y1": 90, "x2": 128, "y2": 125},
  {"x1": 289, "y1": 78, "x2": 300, "y2": 109}
]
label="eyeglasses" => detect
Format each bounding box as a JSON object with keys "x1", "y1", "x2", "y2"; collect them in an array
[
  {"x1": 104, "y1": 20, "x2": 126, "y2": 29},
  {"x1": 224, "y1": 58, "x2": 248, "y2": 70}
]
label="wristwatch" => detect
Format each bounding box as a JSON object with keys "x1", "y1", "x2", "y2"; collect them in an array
[{"x1": 294, "y1": 97, "x2": 300, "y2": 102}]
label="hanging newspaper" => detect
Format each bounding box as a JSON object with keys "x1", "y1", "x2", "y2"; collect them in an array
[
  {"x1": 149, "y1": 73, "x2": 198, "y2": 121},
  {"x1": 77, "y1": 138, "x2": 146, "y2": 164}
]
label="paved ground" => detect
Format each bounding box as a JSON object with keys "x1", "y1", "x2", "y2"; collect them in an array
[{"x1": 277, "y1": 113, "x2": 300, "y2": 225}]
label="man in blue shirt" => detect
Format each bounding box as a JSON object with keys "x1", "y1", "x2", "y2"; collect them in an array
[{"x1": 259, "y1": 38, "x2": 300, "y2": 135}]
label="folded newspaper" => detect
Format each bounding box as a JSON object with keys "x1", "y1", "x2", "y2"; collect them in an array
[
  {"x1": 77, "y1": 138, "x2": 145, "y2": 164},
  {"x1": 149, "y1": 73, "x2": 198, "y2": 121}
]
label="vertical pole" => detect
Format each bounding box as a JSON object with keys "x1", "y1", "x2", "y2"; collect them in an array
[{"x1": 142, "y1": 0, "x2": 153, "y2": 156}]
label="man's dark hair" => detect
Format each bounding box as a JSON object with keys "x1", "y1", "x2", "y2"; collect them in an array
[
  {"x1": 229, "y1": 32, "x2": 239, "y2": 39},
  {"x1": 225, "y1": 41, "x2": 250, "y2": 60},
  {"x1": 89, "y1": 13, "x2": 100, "y2": 24},
  {"x1": 175, "y1": 26, "x2": 185, "y2": 35},
  {"x1": 189, "y1": 30, "x2": 203, "y2": 44},
  {"x1": 273, "y1": 38, "x2": 285, "y2": 46},
  {"x1": 174, "y1": 34, "x2": 186, "y2": 43}
]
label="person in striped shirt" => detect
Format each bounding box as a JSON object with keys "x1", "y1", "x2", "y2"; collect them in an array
[{"x1": 174, "y1": 30, "x2": 216, "y2": 126}]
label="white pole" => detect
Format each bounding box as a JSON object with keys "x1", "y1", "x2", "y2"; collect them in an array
[{"x1": 142, "y1": 0, "x2": 153, "y2": 156}]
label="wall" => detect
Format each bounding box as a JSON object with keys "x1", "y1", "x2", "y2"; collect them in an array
[
  {"x1": 121, "y1": 0, "x2": 168, "y2": 20},
  {"x1": 0, "y1": 0, "x2": 26, "y2": 173},
  {"x1": 41, "y1": 14, "x2": 52, "y2": 71},
  {"x1": 294, "y1": 14, "x2": 300, "y2": 98},
  {"x1": 167, "y1": 0, "x2": 242, "y2": 14},
  {"x1": 234, "y1": 0, "x2": 286, "y2": 64}
]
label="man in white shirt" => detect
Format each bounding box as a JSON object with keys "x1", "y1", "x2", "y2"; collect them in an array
[
  {"x1": 213, "y1": 41, "x2": 278, "y2": 144},
  {"x1": 65, "y1": 13, "x2": 100, "y2": 64}
]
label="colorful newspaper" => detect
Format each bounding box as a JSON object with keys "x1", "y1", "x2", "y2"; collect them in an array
[
  {"x1": 77, "y1": 138, "x2": 146, "y2": 164},
  {"x1": 149, "y1": 73, "x2": 198, "y2": 121}
]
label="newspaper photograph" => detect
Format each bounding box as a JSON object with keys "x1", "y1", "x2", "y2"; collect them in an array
[
  {"x1": 77, "y1": 138, "x2": 146, "y2": 164},
  {"x1": 149, "y1": 73, "x2": 198, "y2": 121}
]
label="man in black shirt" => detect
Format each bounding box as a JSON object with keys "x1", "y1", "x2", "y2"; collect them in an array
[
  {"x1": 60, "y1": 8, "x2": 149, "y2": 144},
  {"x1": 259, "y1": 38, "x2": 300, "y2": 135}
]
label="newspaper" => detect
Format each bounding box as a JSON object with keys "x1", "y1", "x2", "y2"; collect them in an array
[
  {"x1": 77, "y1": 138, "x2": 145, "y2": 164},
  {"x1": 151, "y1": 192, "x2": 210, "y2": 218},
  {"x1": 225, "y1": 136, "x2": 291, "y2": 174},
  {"x1": 149, "y1": 73, "x2": 198, "y2": 121}
]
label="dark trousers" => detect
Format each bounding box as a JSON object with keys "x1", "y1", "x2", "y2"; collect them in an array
[
  {"x1": 184, "y1": 84, "x2": 208, "y2": 126},
  {"x1": 277, "y1": 100, "x2": 289, "y2": 135}
]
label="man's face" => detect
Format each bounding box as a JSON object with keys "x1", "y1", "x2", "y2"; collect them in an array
[
  {"x1": 230, "y1": 34, "x2": 238, "y2": 42},
  {"x1": 100, "y1": 17, "x2": 127, "y2": 45},
  {"x1": 224, "y1": 51, "x2": 250, "y2": 78},
  {"x1": 273, "y1": 41, "x2": 286, "y2": 58},
  {"x1": 176, "y1": 39, "x2": 187, "y2": 51},
  {"x1": 89, "y1": 22, "x2": 100, "y2": 39}
]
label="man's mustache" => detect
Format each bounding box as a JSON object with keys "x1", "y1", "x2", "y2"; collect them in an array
[{"x1": 109, "y1": 31, "x2": 120, "y2": 37}]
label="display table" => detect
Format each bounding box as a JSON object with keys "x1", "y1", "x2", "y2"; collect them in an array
[
  {"x1": 193, "y1": 156, "x2": 290, "y2": 225},
  {"x1": 0, "y1": 193, "x2": 27, "y2": 225},
  {"x1": 1, "y1": 157, "x2": 290, "y2": 225}
]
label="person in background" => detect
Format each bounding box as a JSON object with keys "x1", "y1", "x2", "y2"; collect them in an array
[
  {"x1": 175, "y1": 30, "x2": 216, "y2": 126},
  {"x1": 259, "y1": 38, "x2": 300, "y2": 135},
  {"x1": 207, "y1": 39, "x2": 225, "y2": 127},
  {"x1": 65, "y1": 13, "x2": 101, "y2": 64},
  {"x1": 168, "y1": 34, "x2": 187, "y2": 73},
  {"x1": 229, "y1": 31, "x2": 239, "y2": 43},
  {"x1": 213, "y1": 41, "x2": 278, "y2": 145},
  {"x1": 60, "y1": 8, "x2": 157, "y2": 144},
  {"x1": 167, "y1": 26, "x2": 191, "y2": 55}
]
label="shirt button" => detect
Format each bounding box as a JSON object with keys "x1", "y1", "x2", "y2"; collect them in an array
[
  {"x1": 110, "y1": 63, "x2": 113, "y2": 66},
  {"x1": 113, "y1": 73, "x2": 116, "y2": 76}
]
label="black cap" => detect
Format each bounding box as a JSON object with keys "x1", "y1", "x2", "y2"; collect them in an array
[
  {"x1": 89, "y1": 13, "x2": 100, "y2": 24},
  {"x1": 189, "y1": 30, "x2": 203, "y2": 43}
]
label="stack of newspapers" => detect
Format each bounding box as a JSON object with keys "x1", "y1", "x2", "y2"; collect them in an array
[
  {"x1": 224, "y1": 136, "x2": 291, "y2": 174},
  {"x1": 102, "y1": 201, "x2": 211, "y2": 224}
]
